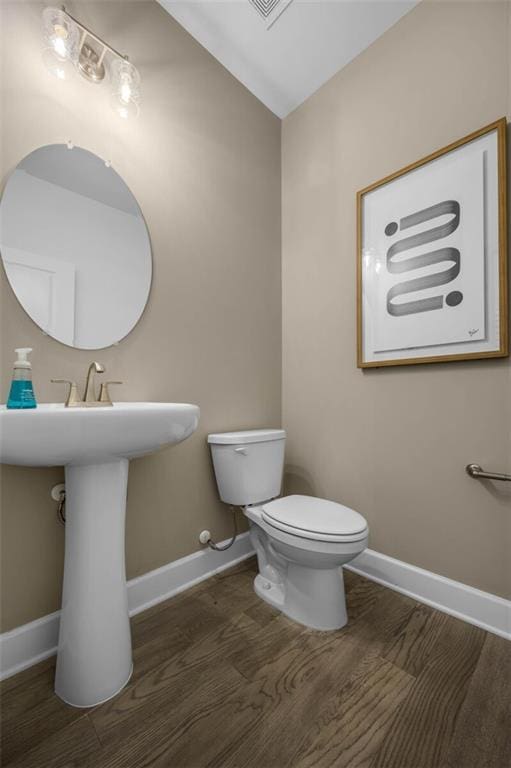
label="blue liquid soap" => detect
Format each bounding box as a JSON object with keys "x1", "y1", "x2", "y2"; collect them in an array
[
  {"x1": 7, "y1": 379, "x2": 37, "y2": 409},
  {"x1": 6, "y1": 347, "x2": 37, "y2": 409}
]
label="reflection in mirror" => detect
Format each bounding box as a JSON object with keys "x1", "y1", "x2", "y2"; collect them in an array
[{"x1": 0, "y1": 145, "x2": 152, "y2": 349}]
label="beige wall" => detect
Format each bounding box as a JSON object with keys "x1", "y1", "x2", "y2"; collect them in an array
[
  {"x1": 282, "y1": 0, "x2": 511, "y2": 599},
  {"x1": 0, "y1": 0, "x2": 281, "y2": 631}
]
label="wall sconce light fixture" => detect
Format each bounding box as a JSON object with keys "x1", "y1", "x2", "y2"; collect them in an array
[{"x1": 42, "y1": 6, "x2": 141, "y2": 119}]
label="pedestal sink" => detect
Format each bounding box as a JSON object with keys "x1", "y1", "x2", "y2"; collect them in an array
[{"x1": 0, "y1": 402, "x2": 199, "y2": 707}]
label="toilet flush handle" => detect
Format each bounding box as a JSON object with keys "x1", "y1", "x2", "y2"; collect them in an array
[{"x1": 234, "y1": 447, "x2": 248, "y2": 455}]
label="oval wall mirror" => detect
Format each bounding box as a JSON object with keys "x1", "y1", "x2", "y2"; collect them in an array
[{"x1": 0, "y1": 144, "x2": 152, "y2": 349}]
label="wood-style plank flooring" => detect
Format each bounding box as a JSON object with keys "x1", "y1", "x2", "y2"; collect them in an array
[{"x1": 1, "y1": 557, "x2": 510, "y2": 768}]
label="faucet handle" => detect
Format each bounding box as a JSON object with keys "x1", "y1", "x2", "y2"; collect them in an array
[
  {"x1": 98, "y1": 381, "x2": 123, "y2": 405},
  {"x1": 51, "y1": 379, "x2": 82, "y2": 407}
]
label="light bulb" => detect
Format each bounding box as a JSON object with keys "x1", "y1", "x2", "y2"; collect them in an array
[
  {"x1": 53, "y1": 36, "x2": 67, "y2": 59},
  {"x1": 120, "y1": 80, "x2": 132, "y2": 104},
  {"x1": 110, "y1": 59, "x2": 140, "y2": 120},
  {"x1": 51, "y1": 23, "x2": 69, "y2": 58},
  {"x1": 110, "y1": 94, "x2": 140, "y2": 120}
]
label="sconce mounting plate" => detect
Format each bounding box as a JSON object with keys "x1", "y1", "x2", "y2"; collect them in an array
[{"x1": 78, "y1": 42, "x2": 105, "y2": 83}]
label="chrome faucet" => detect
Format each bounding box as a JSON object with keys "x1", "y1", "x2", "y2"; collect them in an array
[{"x1": 52, "y1": 362, "x2": 122, "y2": 407}]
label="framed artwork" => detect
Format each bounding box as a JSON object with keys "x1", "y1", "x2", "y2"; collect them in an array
[{"x1": 357, "y1": 118, "x2": 508, "y2": 368}]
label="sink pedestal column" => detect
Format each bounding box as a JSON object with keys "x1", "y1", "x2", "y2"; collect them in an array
[{"x1": 55, "y1": 458, "x2": 133, "y2": 707}]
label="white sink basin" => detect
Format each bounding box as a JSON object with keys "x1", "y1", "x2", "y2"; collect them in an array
[
  {"x1": 0, "y1": 402, "x2": 199, "y2": 466},
  {"x1": 0, "y1": 402, "x2": 199, "y2": 707}
]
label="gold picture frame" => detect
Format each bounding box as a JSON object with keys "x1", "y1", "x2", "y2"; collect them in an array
[{"x1": 357, "y1": 118, "x2": 508, "y2": 368}]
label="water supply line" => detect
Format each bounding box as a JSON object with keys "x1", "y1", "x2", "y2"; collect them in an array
[
  {"x1": 201, "y1": 506, "x2": 239, "y2": 551},
  {"x1": 56, "y1": 489, "x2": 66, "y2": 525}
]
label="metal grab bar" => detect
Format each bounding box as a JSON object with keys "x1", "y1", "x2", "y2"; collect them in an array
[{"x1": 466, "y1": 464, "x2": 511, "y2": 482}]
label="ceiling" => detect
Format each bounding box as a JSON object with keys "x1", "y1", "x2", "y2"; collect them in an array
[{"x1": 158, "y1": 0, "x2": 420, "y2": 118}]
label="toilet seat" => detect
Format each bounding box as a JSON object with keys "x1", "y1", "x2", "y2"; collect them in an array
[{"x1": 261, "y1": 494, "x2": 368, "y2": 543}]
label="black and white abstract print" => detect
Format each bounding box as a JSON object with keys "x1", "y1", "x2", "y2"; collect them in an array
[{"x1": 360, "y1": 126, "x2": 502, "y2": 365}]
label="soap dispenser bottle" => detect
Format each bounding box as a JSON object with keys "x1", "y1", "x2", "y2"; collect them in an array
[{"x1": 7, "y1": 348, "x2": 37, "y2": 409}]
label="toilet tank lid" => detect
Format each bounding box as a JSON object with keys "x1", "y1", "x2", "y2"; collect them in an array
[{"x1": 207, "y1": 429, "x2": 286, "y2": 445}]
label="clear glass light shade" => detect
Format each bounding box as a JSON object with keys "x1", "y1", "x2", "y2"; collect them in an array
[
  {"x1": 42, "y1": 47, "x2": 76, "y2": 80},
  {"x1": 42, "y1": 7, "x2": 80, "y2": 79},
  {"x1": 110, "y1": 59, "x2": 141, "y2": 119}
]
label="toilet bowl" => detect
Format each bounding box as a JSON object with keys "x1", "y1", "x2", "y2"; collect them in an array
[{"x1": 208, "y1": 429, "x2": 368, "y2": 631}]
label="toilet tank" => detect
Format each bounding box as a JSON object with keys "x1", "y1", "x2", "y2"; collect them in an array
[{"x1": 208, "y1": 429, "x2": 286, "y2": 506}]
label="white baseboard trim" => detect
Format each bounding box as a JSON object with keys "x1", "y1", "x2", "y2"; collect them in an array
[
  {"x1": 0, "y1": 532, "x2": 255, "y2": 681},
  {"x1": 127, "y1": 531, "x2": 254, "y2": 617},
  {"x1": 346, "y1": 548, "x2": 511, "y2": 641},
  {"x1": 2, "y1": 542, "x2": 509, "y2": 682}
]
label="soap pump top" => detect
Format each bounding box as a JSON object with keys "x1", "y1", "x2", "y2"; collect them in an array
[{"x1": 13, "y1": 348, "x2": 33, "y2": 371}]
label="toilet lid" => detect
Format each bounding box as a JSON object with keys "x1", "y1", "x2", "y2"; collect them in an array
[{"x1": 261, "y1": 495, "x2": 368, "y2": 542}]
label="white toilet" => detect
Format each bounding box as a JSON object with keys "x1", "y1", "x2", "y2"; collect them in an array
[{"x1": 208, "y1": 429, "x2": 368, "y2": 631}]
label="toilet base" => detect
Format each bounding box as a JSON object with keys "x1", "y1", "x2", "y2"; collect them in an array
[
  {"x1": 254, "y1": 573, "x2": 285, "y2": 610},
  {"x1": 253, "y1": 567, "x2": 348, "y2": 632}
]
